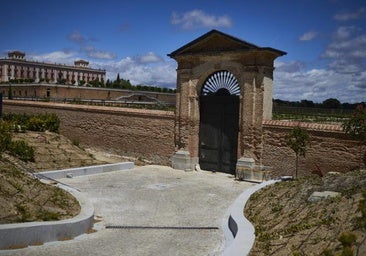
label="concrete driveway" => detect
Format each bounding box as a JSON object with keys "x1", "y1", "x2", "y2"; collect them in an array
[{"x1": 2, "y1": 165, "x2": 253, "y2": 256}]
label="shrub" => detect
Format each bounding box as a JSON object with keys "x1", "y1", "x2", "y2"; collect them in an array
[
  {"x1": 41, "y1": 113, "x2": 60, "y2": 132},
  {"x1": 338, "y1": 232, "x2": 357, "y2": 247},
  {"x1": 2, "y1": 113, "x2": 60, "y2": 133},
  {"x1": 342, "y1": 104, "x2": 366, "y2": 141},
  {"x1": 26, "y1": 116, "x2": 46, "y2": 132},
  {"x1": 8, "y1": 140, "x2": 35, "y2": 162},
  {"x1": 0, "y1": 121, "x2": 12, "y2": 157},
  {"x1": 355, "y1": 190, "x2": 366, "y2": 229},
  {"x1": 37, "y1": 210, "x2": 61, "y2": 221}
]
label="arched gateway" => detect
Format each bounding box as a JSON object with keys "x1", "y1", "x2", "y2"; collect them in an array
[
  {"x1": 169, "y1": 30, "x2": 286, "y2": 181},
  {"x1": 199, "y1": 70, "x2": 240, "y2": 174}
]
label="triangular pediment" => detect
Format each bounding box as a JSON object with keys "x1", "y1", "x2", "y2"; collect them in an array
[{"x1": 168, "y1": 29, "x2": 286, "y2": 58}]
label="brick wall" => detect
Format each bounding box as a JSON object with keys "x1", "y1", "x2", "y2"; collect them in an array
[
  {"x1": 262, "y1": 120, "x2": 364, "y2": 177},
  {"x1": 2, "y1": 100, "x2": 363, "y2": 175},
  {"x1": 0, "y1": 84, "x2": 176, "y2": 104},
  {"x1": 3, "y1": 100, "x2": 175, "y2": 165}
]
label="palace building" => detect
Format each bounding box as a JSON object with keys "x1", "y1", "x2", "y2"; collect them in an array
[{"x1": 0, "y1": 51, "x2": 106, "y2": 85}]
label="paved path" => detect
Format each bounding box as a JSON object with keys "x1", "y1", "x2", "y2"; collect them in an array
[{"x1": 1, "y1": 165, "x2": 253, "y2": 256}]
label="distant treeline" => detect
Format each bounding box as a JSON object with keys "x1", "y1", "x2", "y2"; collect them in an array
[
  {"x1": 104, "y1": 74, "x2": 176, "y2": 93},
  {"x1": 273, "y1": 98, "x2": 365, "y2": 110},
  {"x1": 3, "y1": 74, "x2": 177, "y2": 94}
]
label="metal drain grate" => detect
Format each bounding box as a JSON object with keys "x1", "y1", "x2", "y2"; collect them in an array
[{"x1": 106, "y1": 225, "x2": 219, "y2": 230}]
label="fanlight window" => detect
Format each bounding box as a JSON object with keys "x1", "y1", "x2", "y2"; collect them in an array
[{"x1": 201, "y1": 71, "x2": 240, "y2": 96}]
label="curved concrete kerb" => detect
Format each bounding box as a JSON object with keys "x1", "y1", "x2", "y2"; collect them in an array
[
  {"x1": 0, "y1": 162, "x2": 134, "y2": 250},
  {"x1": 0, "y1": 183, "x2": 94, "y2": 250},
  {"x1": 223, "y1": 180, "x2": 280, "y2": 256}
]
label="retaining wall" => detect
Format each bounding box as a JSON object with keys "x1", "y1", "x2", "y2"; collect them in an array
[
  {"x1": 0, "y1": 84, "x2": 176, "y2": 104},
  {"x1": 3, "y1": 100, "x2": 175, "y2": 165},
  {"x1": 262, "y1": 120, "x2": 364, "y2": 177},
  {"x1": 3, "y1": 100, "x2": 363, "y2": 176}
]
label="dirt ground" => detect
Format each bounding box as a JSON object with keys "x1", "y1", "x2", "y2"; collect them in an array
[
  {"x1": 0, "y1": 131, "x2": 142, "y2": 224},
  {"x1": 3, "y1": 130, "x2": 366, "y2": 255},
  {"x1": 245, "y1": 170, "x2": 366, "y2": 256}
]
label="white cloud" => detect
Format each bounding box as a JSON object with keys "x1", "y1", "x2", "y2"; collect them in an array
[
  {"x1": 68, "y1": 31, "x2": 86, "y2": 44},
  {"x1": 299, "y1": 31, "x2": 317, "y2": 41},
  {"x1": 82, "y1": 46, "x2": 116, "y2": 60},
  {"x1": 334, "y1": 26, "x2": 355, "y2": 39},
  {"x1": 28, "y1": 51, "x2": 76, "y2": 65},
  {"x1": 334, "y1": 7, "x2": 366, "y2": 21},
  {"x1": 274, "y1": 60, "x2": 365, "y2": 103},
  {"x1": 24, "y1": 50, "x2": 176, "y2": 88},
  {"x1": 322, "y1": 26, "x2": 366, "y2": 74},
  {"x1": 171, "y1": 9, "x2": 232, "y2": 30},
  {"x1": 92, "y1": 54, "x2": 177, "y2": 88},
  {"x1": 67, "y1": 31, "x2": 116, "y2": 60},
  {"x1": 273, "y1": 24, "x2": 366, "y2": 103},
  {"x1": 136, "y1": 52, "x2": 164, "y2": 64}
]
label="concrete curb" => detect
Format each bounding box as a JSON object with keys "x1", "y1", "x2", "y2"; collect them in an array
[
  {"x1": 0, "y1": 184, "x2": 94, "y2": 250},
  {"x1": 37, "y1": 162, "x2": 134, "y2": 179},
  {"x1": 0, "y1": 162, "x2": 134, "y2": 250},
  {"x1": 222, "y1": 180, "x2": 280, "y2": 256}
]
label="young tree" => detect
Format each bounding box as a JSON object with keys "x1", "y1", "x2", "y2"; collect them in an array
[
  {"x1": 342, "y1": 104, "x2": 366, "y2": 167},
  {"x1": 286, "y1": 125, "x2": 310, "y2": 178}
]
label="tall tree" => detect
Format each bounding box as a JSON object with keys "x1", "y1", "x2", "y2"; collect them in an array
[
  {"x1": 322, "y1": 98, "x2": 341, "y2": 108},
  {"x1": 116, "y1": 73, "x2": 121, "y2": 84}
]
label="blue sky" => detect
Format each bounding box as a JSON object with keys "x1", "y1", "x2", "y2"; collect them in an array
[{"x1": 1, "y1": 0, "x2": 365, "y2": 103}]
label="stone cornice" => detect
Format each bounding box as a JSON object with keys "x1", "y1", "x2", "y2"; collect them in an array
[{"x1": 0, "y1": 59, "x2": 105, "y2": 73}]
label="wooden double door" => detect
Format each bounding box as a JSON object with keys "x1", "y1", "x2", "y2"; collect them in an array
[{"x1": 199, "y1": 94, "x2": 239, "y2": 174}]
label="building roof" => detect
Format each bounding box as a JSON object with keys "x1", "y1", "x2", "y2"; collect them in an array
[
  {"x1": 8, "y1": 51, "x2": 26, "y2": 57},
  {"x1": 75, "y1": 59, "x2": 89, "y2": 64},
  {"x1": 168, "y1": 29, "x2": 287, "y2": 58}
]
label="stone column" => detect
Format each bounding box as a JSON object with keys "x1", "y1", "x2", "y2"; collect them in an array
[
  {"x1": 1, "y1": 64, "x2": 7, "y2": 82},
  {"x1": 171, "y1": 68, "x2": 199, "y2": 171},
  {"x1": 236, "y1": 67, "x2": 272, "y2": 182},
  {"x1": 10, "y1": 65, "x2": 15, "y2": 80}
]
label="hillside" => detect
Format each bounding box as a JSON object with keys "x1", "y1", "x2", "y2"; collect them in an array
[
  {"x1": 245, "y1": 170, "x2": 366, "y2": 255},
  {"x1": 0, "y1": 130, "x2": 129, "y2": 225}
]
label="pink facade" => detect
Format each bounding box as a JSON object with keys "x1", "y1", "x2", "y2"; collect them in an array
[{"x1": 0, "y1": 51, "x2": 106, "y2": 85}]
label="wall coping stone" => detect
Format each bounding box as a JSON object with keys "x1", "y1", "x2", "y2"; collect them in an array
[{"x1": 263, "y1": 120, "x2": 343, "y2": 132}]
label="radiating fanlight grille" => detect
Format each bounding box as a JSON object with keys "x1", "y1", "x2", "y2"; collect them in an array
[{"x1": 202, "y1": 71, "x2": 240, "y2": 96}]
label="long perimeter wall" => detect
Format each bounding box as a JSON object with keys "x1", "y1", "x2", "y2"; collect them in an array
[
  {"x1": 262, "y1": 120, "x2": 364, "y2": 177},
  {"x1": 2, "y1": 100, "x2": 175, "y2": 165},
  {"x1": 2, "y1": 100, "x2": 363, "y2": 176}
]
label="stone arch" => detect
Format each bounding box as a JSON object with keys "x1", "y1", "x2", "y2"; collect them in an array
[
  {"x1": 194, "y1": 62, "x2": 244, "y2": 97},
  {"x1": 198, "y1": 70, "x2": 241, "y2": 173},
  {"x1": 200, "y1": 70, "x2": 240, "y2": 96},
  {"x1": 169, "y1": 29, "x2": 286, "y2": 180}
]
